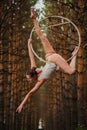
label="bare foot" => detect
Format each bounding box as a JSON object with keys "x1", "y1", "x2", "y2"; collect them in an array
[{"x1": 30, "y1": 8, "x2": 36, "y2": 19}]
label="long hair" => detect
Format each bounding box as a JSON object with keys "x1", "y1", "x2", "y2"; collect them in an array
[{"x1": 26, "y1": 67, "x2": 37, "y2": 78}]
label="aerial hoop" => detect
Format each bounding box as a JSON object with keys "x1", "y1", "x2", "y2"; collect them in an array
[{"x1": 29, "y1": 16, "x2": 81, "y2": 63}]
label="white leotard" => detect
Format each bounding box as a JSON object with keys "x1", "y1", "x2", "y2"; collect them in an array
[{"x1": 36, "y1": 62, "x2": 59, "y2": 80}]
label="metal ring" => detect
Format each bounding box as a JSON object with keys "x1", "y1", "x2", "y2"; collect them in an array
[{"x1": 29, "y1": 16, "x2": 81, "y2": 62}]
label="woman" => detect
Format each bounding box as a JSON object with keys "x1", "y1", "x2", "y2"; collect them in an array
[{"x1": 16, "y1": 9, "x2": 77, "y2": 113}]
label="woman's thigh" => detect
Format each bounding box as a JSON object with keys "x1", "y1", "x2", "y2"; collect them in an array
[
  {"x1": 40, "y1": 35, "x2": 55, "y2": 54},
  {"x1": 46, "y1": 53, "x2": 73, "y2": 74}
]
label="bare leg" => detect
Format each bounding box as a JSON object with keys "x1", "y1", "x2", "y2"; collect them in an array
[
  {"x1": 28, "y1": 39, "x2": 36, "y2": 69},
  {"x1": 30, "y1": 8, "x2": 55, "y2": 55},
  {"x1": 69, "y1": 55, "x2": 76, "y2": 72},
  {"x1": 46, "y1": 48, "x2": 77, "y2": 74},
  {"x1": 30, "y1": 9, "x2": 77, "y2": 75}
]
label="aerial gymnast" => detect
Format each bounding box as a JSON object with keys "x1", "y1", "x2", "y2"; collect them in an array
[{"x1": 16, "y1": 9, "x2": 77, "y2": 113}]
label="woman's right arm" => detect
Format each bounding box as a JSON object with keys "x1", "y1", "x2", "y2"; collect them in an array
[
  {"x1": 16, "y1": 79, "x2": 46, "y2": 113},
  {"x1": 28, "y1": 39, "x2": 36, "y2": 69}
]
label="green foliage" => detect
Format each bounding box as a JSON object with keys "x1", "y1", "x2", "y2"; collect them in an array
[
  {"x1": 29, "y1": 0, "x2": 38, "y2": 7},
  {"x1": 65, "y1": 0, "x2": 72, "y2": 3},
  {"x1": 21, "y1": 128, "x2": 26, "y2": 130},
  {"x1": 75, "y1": 126, "x2": 87, "y2": 130}
]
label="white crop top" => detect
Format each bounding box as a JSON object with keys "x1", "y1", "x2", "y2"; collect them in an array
[{"x1": 36, "y1": 62, "x2": 59, "y2": 80}]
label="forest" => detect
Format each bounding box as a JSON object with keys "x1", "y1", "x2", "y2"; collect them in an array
[{"x1": 0, "y1": 0, "x2": 87, "y2": 130}]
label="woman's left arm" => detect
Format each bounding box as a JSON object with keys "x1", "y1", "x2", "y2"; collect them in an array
[
  {"x1": 28, "y1": 38, "x2": 37, "y2": 69},
  {"x1": 16, "y1": 79, "x2": 46, "y2": 113}
]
